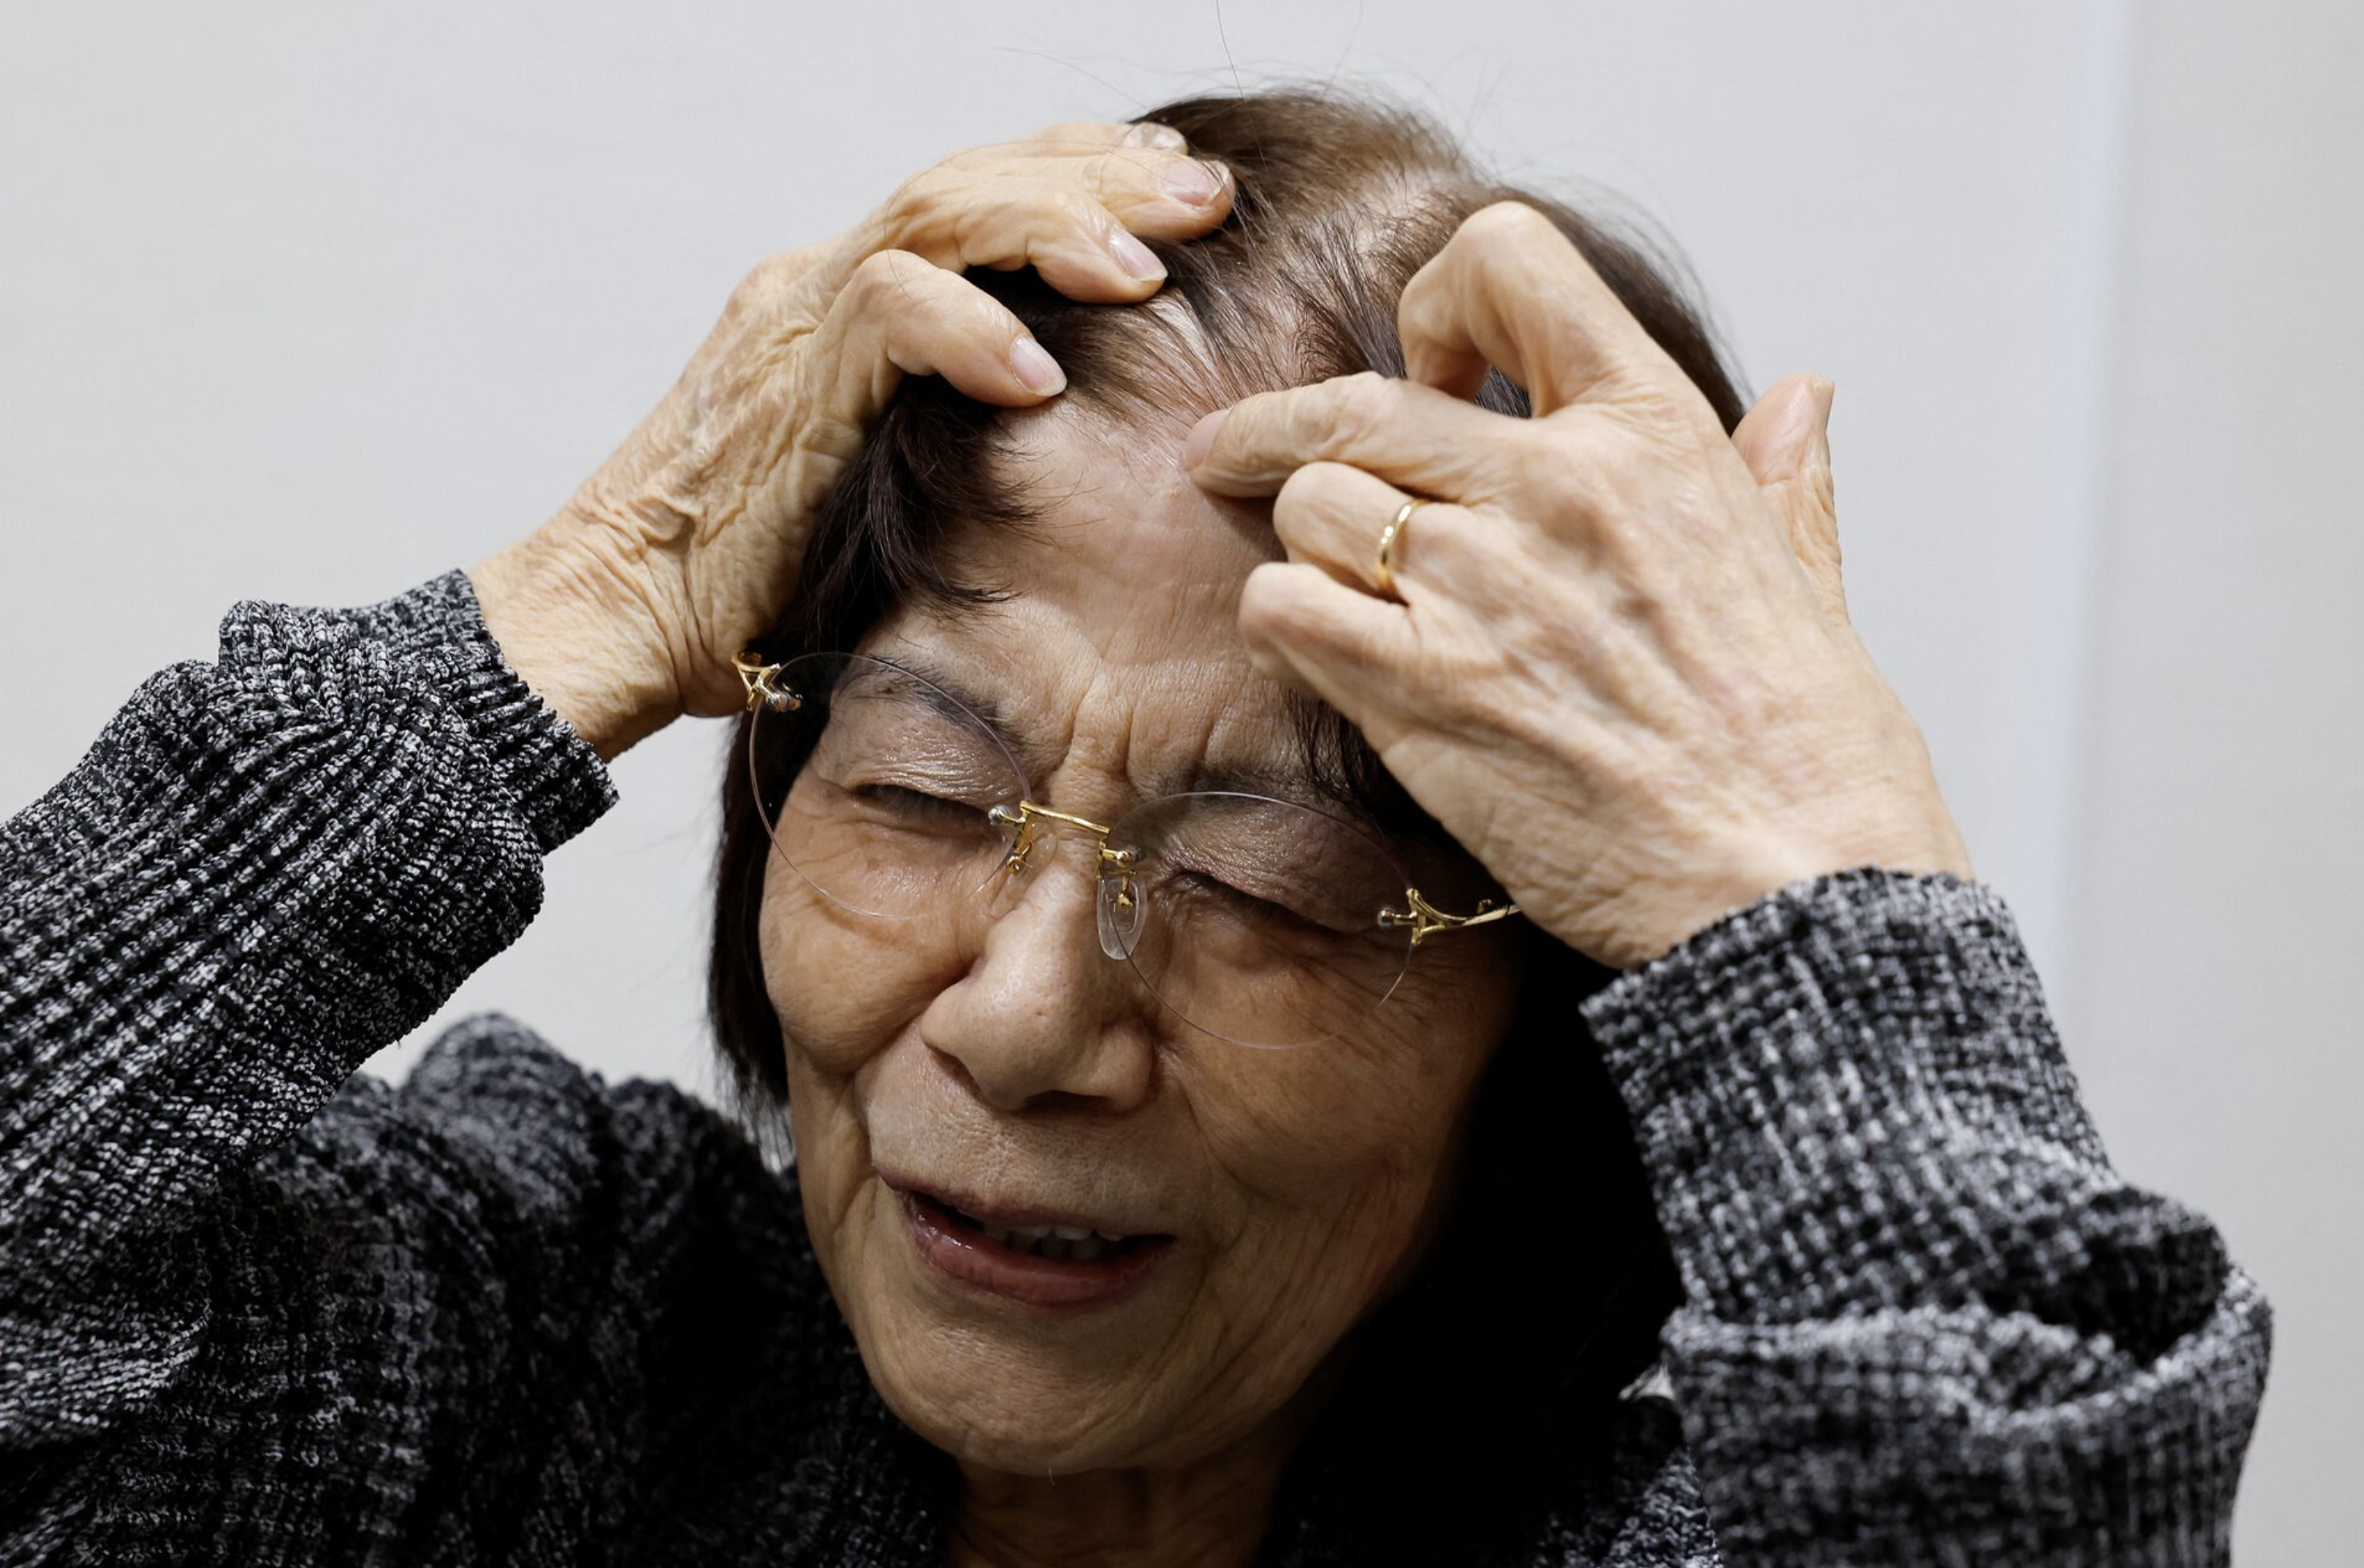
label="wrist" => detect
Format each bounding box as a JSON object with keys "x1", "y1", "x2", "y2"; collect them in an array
[
  {"x1": 1610, "y1": 815, "x2": 1975, "y2": 971},
  {"x1": 469, "y1": 531, "x2": 683, "y2": 761}
]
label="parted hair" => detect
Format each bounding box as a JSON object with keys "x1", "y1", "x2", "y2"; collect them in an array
[{"x1": 708, "y1": 86, "x2": 1748, "y2": 1533}]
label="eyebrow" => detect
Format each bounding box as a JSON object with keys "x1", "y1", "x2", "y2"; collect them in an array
[
  {"x1": 1181, "y1": 758, "x2": 1364, "y2": 819},
  {"x1": 879, "y1": 651, "x2": 1365, "y2": 821},
  {"x1": 880, "y1": 654, "x2": 1060, "y2": 780}
]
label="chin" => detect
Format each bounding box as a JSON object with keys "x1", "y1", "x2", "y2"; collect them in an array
[
  {"x1": 856, "y1": 1316, "x2": 1180, "y2": 1474},
  {"x1": 812, "y1": 1172, "x2": 1228, "y2": 1472}
]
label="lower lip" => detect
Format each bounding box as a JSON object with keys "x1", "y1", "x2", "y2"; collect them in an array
[{"x1": 897, "y1": 1191, "x2": 1174, "y2": 1311}]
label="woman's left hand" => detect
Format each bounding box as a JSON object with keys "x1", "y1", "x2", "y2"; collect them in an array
[{"x1": 1182, "y1": 201, "x2": 1973, "y2": 971}]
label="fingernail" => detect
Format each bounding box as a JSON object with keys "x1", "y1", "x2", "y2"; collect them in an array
[
  {"x1": 1010, "y1": 337, "x2": 1065, "y2": 396},
  {"x1": 1123, "y1": 121, "x2": 1187, "y2": 150},
  {"x1": 1808, "y1": 375, "x2": 1836, "y2": 426},
  {"x1": 1160, "y1": 158, "x2": 1224, "y2": 205},
  {"x1": 1182, "y1": 408, "x2": 1229, "y2": 469},
  {"x1": 1109, "y1": 228, "x2": 1165, "y2": 281}
]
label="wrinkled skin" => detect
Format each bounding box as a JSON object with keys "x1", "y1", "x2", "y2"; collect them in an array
[
  {"x1": 475, "y1": 120, "x2": 1233, "y2": 755},
  {"x1": 1188, "y1": 202, "x2": 1972, "y2": 968},
  {"x1": 470, "y1": 121, "x2": 1976, "y2": 1568},
  {"x1": 762, "y1": 404, "x2": 1523, "y2": 1563}
]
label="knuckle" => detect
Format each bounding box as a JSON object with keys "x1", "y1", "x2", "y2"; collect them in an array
[
  {"x1": 1038, "y1": 183, "x2": 1094, "y2": 228},
  {"x1": 880, "y1": 167, "x2": 943, "y2": 225},
  {"x1": 935, "y1": 146, "x2": 999, "y2": 183},
  {"x1": 1122, "y1": 120, "x2": 1188, "y2": 151},
  {"x1": 886, "y1": 163, "x2": 1002, "y2": 240},
  {"x1": 1270, "y1": 461, "x2": 1352, "y2": 531},
  {"x1": 1459, "y1": 199, "x2": 1553, "y2": 251},
  {"x1": 1090, "y1": 142, "x2": 1189, "y2": 198},
  {"x1": 845, "y1": 248, "x2": 929, "y2": 306},
  {"x1": 1611, "y1": 380, "x2": 1704, "y2": 437},
  {"x1": 1516, "y1": 427, "x2": 1599, "y2": 516},
  {"x1": 790, "y1": 402, "x2": 867, "y2": 468},
  {"x1": 1213, "y1": 388, "x2": 1284, "y2": 458},
  {"x1": 1410, "y1": 510, "x2": 1502, "y2": 605},
  {"x1": 1407, "y1": 501, "x2": 1477, "y2": 567},
  {"x1": 1393, "y1": 273, "x2": 1452, "y2": 341},
  {"x1": 1086, "y1": 150, "x2": 1147, "y2": 195},
  {"x1": 1324, "y1": 371, "x2": 1398, "y2": 446}
]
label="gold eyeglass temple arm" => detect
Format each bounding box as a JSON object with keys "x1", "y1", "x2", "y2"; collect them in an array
[
  {"x1": 1378, "y1": 888, "x2": 1521, "y2": 947},
  {"x1": 733, "y1": 651, "x2": 800, "y2": 713}
]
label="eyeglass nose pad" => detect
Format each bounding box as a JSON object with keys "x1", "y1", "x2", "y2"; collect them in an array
[{"x1": 1096, "y1": 872, "x2": 1146, "y2": 961}]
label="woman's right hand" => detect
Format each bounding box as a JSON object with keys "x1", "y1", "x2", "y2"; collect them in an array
[{"x1": 470, "y1": 120, "x2": 1233, "y2": 758}]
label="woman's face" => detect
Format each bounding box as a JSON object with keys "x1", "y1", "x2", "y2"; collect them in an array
[{"x1": 761, "y1": 403, "x2": 1520, "y2": 1476}]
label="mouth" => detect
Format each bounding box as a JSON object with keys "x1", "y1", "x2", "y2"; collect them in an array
[{"x1": 889, "y1": 1183, "x2": 1178, "y2": 1311}]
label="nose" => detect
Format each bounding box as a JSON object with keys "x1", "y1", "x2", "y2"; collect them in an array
[{"x1": 920, "y1": 829, "x2": 1157, "y2": 1114}]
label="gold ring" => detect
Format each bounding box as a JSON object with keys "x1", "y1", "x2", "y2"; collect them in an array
[{"x1": 1374, "y1": 498, "x2": 1426, "y2": 602}]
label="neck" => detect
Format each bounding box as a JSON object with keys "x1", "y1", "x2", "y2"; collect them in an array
[{"x1": 945, "y1": 1419, "x2": 1303, "y2": 1568}]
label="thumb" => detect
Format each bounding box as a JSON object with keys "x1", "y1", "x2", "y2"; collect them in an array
[{"x1": 1732, "y1": 372, "x2": 1848, "y2": 627}]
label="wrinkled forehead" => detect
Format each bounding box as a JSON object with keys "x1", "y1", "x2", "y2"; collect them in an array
[
  {"x1": 972, "y1": 394, "x2": 1279, "y2": 599},
  {"x1": 848, "y1": 401, "x2": 1318, "y2": 808}
]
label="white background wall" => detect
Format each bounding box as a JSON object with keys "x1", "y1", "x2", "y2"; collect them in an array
[{"x1": 2, "y1": 3, "x2": 2350, "y2": 1558}]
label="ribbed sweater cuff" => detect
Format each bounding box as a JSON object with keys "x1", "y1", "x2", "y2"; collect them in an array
[
  {"x1": 329, "y1": 568, "x2": 617, "y2": 854},
  {"x1": 1578, "y1": 867, "x2": 2107, "y2": 1325}
]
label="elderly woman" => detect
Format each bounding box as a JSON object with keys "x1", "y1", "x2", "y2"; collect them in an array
[{"x1": 0, "y1": 92, "x2": 2266, "y2": 1566}]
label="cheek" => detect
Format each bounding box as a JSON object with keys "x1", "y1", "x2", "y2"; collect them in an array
[
  {"x1": 761, "y1": 860, "x2": 958, "y2": 1288},
  {"x1": 1192, "y1": 965, "x2": 1514, "y2": 1311},
  {"x1": 761, "y1": 860, "x2": 957, "y2": 1075}
]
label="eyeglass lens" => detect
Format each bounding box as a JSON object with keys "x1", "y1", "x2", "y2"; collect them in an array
[{"x1": 745, "y1": 652, "x2": 1418, "y2": 1048}]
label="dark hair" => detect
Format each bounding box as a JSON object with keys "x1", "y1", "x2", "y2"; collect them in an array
[{"x1": 709, "y1": 87, "x2": 1742, "y2": 1537}]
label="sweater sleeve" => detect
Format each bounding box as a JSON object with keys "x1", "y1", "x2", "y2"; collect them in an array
[
  {"x1": 0, "y1": 567, "x2": 616, "y2": 1453},
  {"x1": 1578, "y1": 868, "x2": 2271, "y2": 1566}
]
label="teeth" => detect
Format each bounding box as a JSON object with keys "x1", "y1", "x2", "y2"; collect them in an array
[{"x1": 949, "y1": 1203, "x2": 1138, "y2": 1258}]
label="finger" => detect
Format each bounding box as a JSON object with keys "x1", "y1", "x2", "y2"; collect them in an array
[
  {"x1": 1120, "y1": 120, "x2": 1189, "y2": 150},
  {"x1": 928, "y1": 162, "x2": 1229, "y2": 299},
  {"x1": 1010, "y1": 119, "x2": 1187, "y2": 153},
  {"x1": 1733, "y1": 373, "x2": 1848, "y2": 626},
  {"x1": 878, "y1": 154, "x2": 1232, "y2": 302},
  {"x1": 1396, "y1": 201, "x2": 1700, "y2": 422},
  {"x1": 1270, "y1": 462, "x2": 1473, "y2": 604},
  {"x1": 1184, "y1": 371, "x2": 1522, "y2": 499},
  {"x1": 934, "y1": 177, "x2": 1175, "y2": 299},
  {"x1": 994, "y1": 145, "x2": 1233, "y2": 239},
  {"x1": 1013, "y1": 119, "x2": 1161, "y2": 149},
  {"x1": 1237, "y1": 560, "x2": 1419, "y2": 729},
  {"x1": 809, "y1": 250, "x2": 1066, "y2": 425}
]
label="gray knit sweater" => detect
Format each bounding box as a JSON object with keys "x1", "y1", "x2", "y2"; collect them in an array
[{"x1": 0, "y1": 570, "x2": 2270, "y2": 1566}]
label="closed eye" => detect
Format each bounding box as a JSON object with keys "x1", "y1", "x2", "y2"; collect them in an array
[
  {"x1": 1169, "y1": 870, "x2": 1329, "y2": 934},
  {"x1": 853, "y1": 783, "x2": 983, "y2": 824}
]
